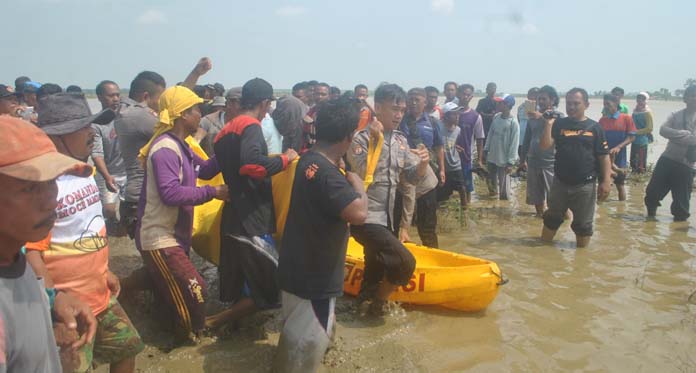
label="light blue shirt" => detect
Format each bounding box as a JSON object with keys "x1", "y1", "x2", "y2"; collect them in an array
[
  {"x1": 261, "y1": 113, "x2": 283, "y2": 154},
  {"x1": 484, "y1": 113, "x2": 519, "y2": 167}
]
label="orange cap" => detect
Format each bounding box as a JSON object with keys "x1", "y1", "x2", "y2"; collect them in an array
[{"x1": 0, "y1": 115, "x2": 92, "y2": 181}]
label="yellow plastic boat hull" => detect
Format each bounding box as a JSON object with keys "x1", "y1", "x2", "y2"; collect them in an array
[
  {"x1": 343, "y1": 238, "x2": 503, "y2": 312},
  {"x1": 187, "y1": 139, "x2": 503, "y2": 312}
]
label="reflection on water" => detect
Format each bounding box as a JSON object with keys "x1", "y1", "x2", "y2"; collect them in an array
[{"x1": 103, "y1": 98, "x2": 696, "y2": 372}]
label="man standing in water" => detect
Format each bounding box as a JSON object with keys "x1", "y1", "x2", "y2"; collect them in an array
[
  {"x1": 539, "y1": 88, "x2": 611, "y2": 248},
  {"x1": 275, "y1": 97, "x2": 368, "y2": 372},
  {"x1": 599, "y1": 94, "x2": 636, "y2": 201},
  {"x1": 644, "y1": 85, "x2": 696, "y2": 221},
  {"x1": 476, "y1": 82, "x2": 498, "y2": 137},
  {"x1": 348, "y1": 83, "x2": 429, "y2": 315},
  {"x1": 398, "y1": 87, "x2": 444, "y2": 248},
  {"x1": 454, "y1": 84, "x2": 485, "y2": 207}
]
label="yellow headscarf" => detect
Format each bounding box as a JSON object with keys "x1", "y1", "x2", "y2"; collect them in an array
[{"x1": 138, "y1": 85, "x2": 204, "y2": 162}]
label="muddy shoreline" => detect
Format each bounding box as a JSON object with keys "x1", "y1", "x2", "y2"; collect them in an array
[{"x1": 101, "y1": 169, "x2": 696, "y2": 372}]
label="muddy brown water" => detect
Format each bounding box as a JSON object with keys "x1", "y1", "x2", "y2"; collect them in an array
[{"x1": 100, "y1": 99, "x2": 696, "y2": 372}]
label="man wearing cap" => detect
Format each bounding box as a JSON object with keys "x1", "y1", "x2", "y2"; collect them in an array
[
  {"x1": 214, "y1": 78, "x2": 298, "y2": 323},
  {"x1": 92, "y1": 80, "x2": 127, "y2": 236},
  {"x1": 0, "y1": 85, "x2": 20, "y2": 116},
  {"x1": 437, "y1": 102, "x2": 469, "y2": 209},
  {"x1": 0, "y1": 115, "x2": 98, "y2": 373},
  {"x1": 25, "y1": 93, "x2": 144, "y2": 373},
  {"x1": 195, "y1": 87, "x2": 242, "y2": 156},
  {"x1": 484, "y1": 94, "x2": 519, "y2": 200},
  {"x1": 209, "y1": 96, "x2": 227, "y2": 113}
]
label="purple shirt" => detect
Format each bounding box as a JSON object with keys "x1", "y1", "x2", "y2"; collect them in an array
[
  {"x1": 456, "y1": 108, "x2": 485, "y2": 166},
  {"x1": 136, "y1": 132, "x2": 219, "y2": 252}
]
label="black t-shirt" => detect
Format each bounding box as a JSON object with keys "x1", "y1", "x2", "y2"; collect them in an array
[
  {"x1": 277, "y1": 151, "x2": 360, "y2": 299},
  {"x1": 552, "y1": 117, "x2": 609, "y2": 185}
]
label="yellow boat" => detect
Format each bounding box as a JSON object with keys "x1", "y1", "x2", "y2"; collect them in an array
[
  {"x1": 343, "y1": 238, "x2": 505, "y2": 312},
  {"x1": 186, "y1": 138, "x2": 505, "y2": 312}
]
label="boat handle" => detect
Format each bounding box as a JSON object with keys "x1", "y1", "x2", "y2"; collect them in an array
[{"x1": 492, "y1": 269, "x2": 509, "y2": 286}]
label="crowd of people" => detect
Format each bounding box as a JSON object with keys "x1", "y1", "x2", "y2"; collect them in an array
[{"x1": 1, "y1": 56, "x2": 696, "y2": 372}]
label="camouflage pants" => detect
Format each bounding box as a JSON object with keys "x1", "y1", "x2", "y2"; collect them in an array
[{"x1": 74, "y1": 297, "x2": 144, "y2": 372}]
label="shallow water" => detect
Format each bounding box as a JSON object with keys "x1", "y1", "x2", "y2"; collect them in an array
[{"x1": 102, "y1": 98, "x2": 696, "y2": 372}]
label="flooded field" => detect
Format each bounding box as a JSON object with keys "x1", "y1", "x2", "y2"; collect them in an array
[{"x1": 100, "y1": 98, "x2": 696, "y2": 372}]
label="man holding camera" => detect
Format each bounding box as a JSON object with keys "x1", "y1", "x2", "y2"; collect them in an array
[
  {"x1": 644, "y1": 85, "x2": 696, "y2": 221},
  {"x1": 539, "y1": 88, "x2": 612, "y2": 248}
]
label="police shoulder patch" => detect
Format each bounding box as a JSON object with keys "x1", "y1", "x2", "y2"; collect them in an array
[{"x1": 305, "y1": 163, "x2": 319, "y2": 180}]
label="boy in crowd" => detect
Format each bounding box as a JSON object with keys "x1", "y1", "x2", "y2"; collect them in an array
[
  {"x1": 348, "y1": 83, "x2": 429, "y2": 315},
  {"x1": 437, "y1": 102, "x2": 469, "y2": 209},
  {"x1": 520, "y1": 85, "x2": 565, "y2": 216},
  {"x1": 599, "y1": 94, "x2": 636, "y2": 201},
  {"x1": 135, "y1": 86, "x2": 229, "y2": 342},
  {"x1": 275, "y1": 97, "x2": 368, "y2": 372},
  {"x1": 454, "y1": 84, "x2": 485, "y2": 204},
  {"x1": 26, "y1": 93, "x2": 144, "y2": 373},
  {"x1": 484, "y1": 95, "x2": 519, "y2": 200},
  {"x1": 540, "y1": 88, "x2": 612, "y2": 248}
]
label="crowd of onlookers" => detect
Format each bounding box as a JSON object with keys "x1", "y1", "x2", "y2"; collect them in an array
[{"x1": 1, "y1": 55, "x2": 696, "y2": 372}]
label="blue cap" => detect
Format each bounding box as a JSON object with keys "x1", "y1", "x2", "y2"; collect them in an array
[
  {"x1": 497, "y1": 94, "x2": 515, "y2": 107},
  {"x1": 23, "y1": 81, "x2": 42, "y2": 94}
]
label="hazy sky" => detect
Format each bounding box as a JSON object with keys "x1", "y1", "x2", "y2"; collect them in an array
[{"x1": 1, "y1": 0, "x2": 692, "y2": 94}]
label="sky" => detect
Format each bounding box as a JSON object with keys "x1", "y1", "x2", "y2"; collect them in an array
[{"x1": 0, "y1": 0, "x2": 693, "y2": 94}]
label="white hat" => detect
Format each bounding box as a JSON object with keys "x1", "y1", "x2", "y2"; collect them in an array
[{"x1": 441, "y1": 101, "x2": 465, "y2": 114}]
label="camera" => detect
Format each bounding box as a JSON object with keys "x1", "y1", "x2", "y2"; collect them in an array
[{"x1": 542, "y1": 110, "x2": 560, "y2": 120}]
